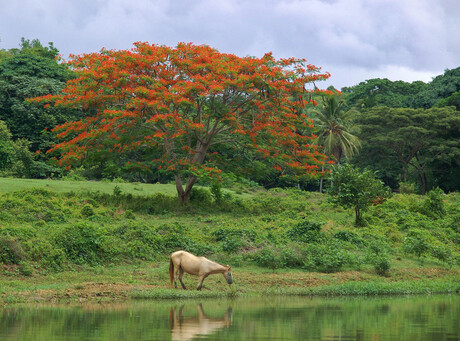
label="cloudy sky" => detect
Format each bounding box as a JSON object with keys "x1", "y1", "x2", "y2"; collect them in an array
[{"x1": 1, "y1": 0, "x2": 459, "y2": 89}]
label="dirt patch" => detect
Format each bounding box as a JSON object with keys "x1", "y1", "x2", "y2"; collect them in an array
[{"x1": 12, "y1": 283, "x2": 161, "y2": 303}]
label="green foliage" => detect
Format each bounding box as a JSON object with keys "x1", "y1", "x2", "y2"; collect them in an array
[
  {"x1": 113, "y1": 185, "x2": 122, "y2": 196},
  {"x1": 352, "y1": 106, "x2": 460, "y2": 192},
  {"x1": 342, "y1": 78, "x2": 427, "y2": 109},
  {"x1": 252, "y1": 246, "x2": 285, "y2": 271},
  {"x1": 0, "y1": 235, "x2": 25, "y2": 264},
  {"x1": 0, "y1": 42, "x2": 78, "y2": 153},
  {"x1": 212, "y1": 227, "x2": 257, "y2": 253},
  {"x1": 365, "y1": 240, "x2": 392, "y2": 276},
  {"x1": 0, "y1": 180, "x2": 458, "y2": 275},
  {"x1": 190, "y1": 187, "x2": 213, "y2": 206},
  {"x1": 210, "y1": 182, "x2": 224, "y2": 203},
  {"x1": 328, "y1": 164, "x2": 389, "y2": 226},
  {"x1": 27, "y1": 237, "x2": 66, "y2": 271},
  {"x1": 403, "y1": 229, "x2": 430, "y2": 259},
  {"x1": 420, "y1": 187, "x2": 446, "y2": 218},
  {"x1": 333, "y1": 230, "x2": 365, "y2": 246},
  {"x1": 303, "y1": 241, "x2": 346, "y2": 273},
  {"x1": 310, "y1": 93, "x2": 361, "y2": 163},
  {"x1": 80, "y1": 204, "x2": 95, "y2": 217},
  {"x1": 54, "y1": 223, "x2": 107, "y2": 265},
  {"x1": 287, "y1": 220, "x2": 324, "y2": 243}
]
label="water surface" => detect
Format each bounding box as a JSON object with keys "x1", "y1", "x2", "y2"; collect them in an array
[{"x1": 1, "y1": 295, "x2": 459, "y2": 340}]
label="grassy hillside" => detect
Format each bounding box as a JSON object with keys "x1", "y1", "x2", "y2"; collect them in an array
[{"x1": 0, "y1": 177, "x2": 458, "y2": 302}]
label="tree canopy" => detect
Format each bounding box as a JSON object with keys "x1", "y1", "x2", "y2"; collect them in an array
[
  {"x1": 352, "y1": 106, "x2": 460, "y2": 193},
  {"x1": 0, "y1": 39, "x2": 77, "y2": 151},
  {"x1": 31, "y1": 42, "x2": 332, "y2": 202}
]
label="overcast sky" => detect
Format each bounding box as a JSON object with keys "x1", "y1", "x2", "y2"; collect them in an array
[{"x1": 1, "y1": 0, "x2": 459, "y2": 89}]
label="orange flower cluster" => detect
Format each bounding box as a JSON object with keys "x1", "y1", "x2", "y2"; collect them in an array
[{"x1": 31, "y1": 42, "x2": 331, "y2": 179}]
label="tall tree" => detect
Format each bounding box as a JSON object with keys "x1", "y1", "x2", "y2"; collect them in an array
[
  {"x1": 0, "y1": 39, "x2": 77, "y2": 152},
  {"x1": 31, "y1": 42, "x2": 331, "y2": 203},
  {"x1": 311, "y1": 93, "x2": 361, "y2": 163},
  {"x1": 310, "y1": 92, "x2": 361, "y2": 192},
  {"x1": 353, "y1": 106, "x2": 460, "y2": 193}
]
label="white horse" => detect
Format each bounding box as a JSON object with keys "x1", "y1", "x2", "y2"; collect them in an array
[{"x1": 169, "y1": 250, "x2": 233, "y2": 290}]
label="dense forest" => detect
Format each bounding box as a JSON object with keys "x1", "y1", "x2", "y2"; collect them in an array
[{"x1": 0, "y1": 38, "x2": 459, "y2": 194}]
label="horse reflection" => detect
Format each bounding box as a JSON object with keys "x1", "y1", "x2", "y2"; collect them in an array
[{"x1": 169, "y1": 303, "x2": 232, "y2": 341}]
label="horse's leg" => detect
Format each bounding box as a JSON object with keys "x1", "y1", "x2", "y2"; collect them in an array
[
  {"x1": 173, "y1": 264, "x2": 180, "y2": 288},
  {"x1": 196, "y1": 274, "x2": 208, "y2": 291},
  {"x1": 179, "y1": 267, "x2": 187, "y2": 290}
]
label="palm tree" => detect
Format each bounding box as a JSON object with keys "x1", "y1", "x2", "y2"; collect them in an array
[{"x1": 311, "y1": 94, "x2": 361, "y2": 192}]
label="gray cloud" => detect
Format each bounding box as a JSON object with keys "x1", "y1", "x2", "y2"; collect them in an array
[{"x1": 1, "y1": 0, "x2": 458, "y2": 88}]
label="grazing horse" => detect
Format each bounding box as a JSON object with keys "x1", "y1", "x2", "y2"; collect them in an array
[{"x1": 169, "y1": 250, "x2": 233, "y2": 290}]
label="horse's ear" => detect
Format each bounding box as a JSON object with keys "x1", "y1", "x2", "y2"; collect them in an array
[{"x1": 227, "y1": 265, "x2": 232, "y2": 271}]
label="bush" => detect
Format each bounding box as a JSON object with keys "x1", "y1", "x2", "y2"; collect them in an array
[
  {"x1": 252, "y1": 246, "x2": 284, "y2": 270},
  {"x1": 287, "y1": 220, "x2": 324, "y2": 243},
  {"x1": 303, "y1": 241, "x2": 345, "y2": 273},
  {"x1": 212, "y1": 227, "x2": 256, "y2": 253},
  {"x1": 156, "y1": 223, "x2": 190, "y2": 252},
  {"x1": 403, "y1": 229, "x2": 430, "y2": 258},
  {"x1": 27, "y1": 237, "x2": 66, "y2": 271},
  {"x1": 115, "y1": 223, "x2": 163, "y2": 259},
  {"x1": 54, "y1": 223, "x2": 107, "y2": 265},
  {"x1": 333, "y1": 230, "x2": 365, "y2": 246},
  {"x1": 81, "y1": 204, "x2": 95, "y2": 217},
  {"x1": 420, "y1": 187, "x2": 446, "y2": 218},
  {"x1": 0, "y1": 235, "x2": 25, "y2": 264},
  {"x1": 372, "y1": 254, "x2": 391, "y2": 276}
]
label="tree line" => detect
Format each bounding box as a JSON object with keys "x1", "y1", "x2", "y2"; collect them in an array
[{"x1": 0, "y1": 38, "x2": 459, "y2": 199}]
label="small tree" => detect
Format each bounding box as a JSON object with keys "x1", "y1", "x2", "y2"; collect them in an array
[{"x1": 328, "y1": 164, "x2": 389, "y2": 226}]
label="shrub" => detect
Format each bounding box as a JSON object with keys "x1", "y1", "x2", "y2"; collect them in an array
[
  {"x1": 403, "y1": 229, "x2": 430, "y2": 258},
  {"x1": 116, "y1": 223, "x2": 163, "y2": 259},
  {"x1": 156, "y1": 223, "x2": 190, "y2": 252},
  {"x1": 333, "y1": 230, "x2": 365, "y2": 246},
  {"x1": 0, "y1": 235, "x2": 25, "y2": 264},
  {"x1": 190, "y1": 187, "x2": 213, "y2": 206},
  {"x1": 54, "y1": 223, "x2": 107, "y2": 265},
  {"x1": 29, "y1": 238, "x2": 66, "y2": 272},
  {"x1": 303, "y1": 241, "x2": 345, "y2": 273},
  {"x1": 210, "y1": 182, "x2": 224, "y2": 203},
  {"x1": 18, "y1": 262, "x2": 34, "y2": 276},
  {"x1": 212, "y1": 227, "x2": 256, "y2": 253},
  {"x1": 430, "y1": 243, "x2": 452, "y2": 263},
  {"x1": 252, "y1": 246, "x2": 284, "y2": 270},
  {"x1": 371, "y1": 254, "x2": 391, "y2": 276},
  {"x1": 287, "y1": 220, "x2": 324, "y2": 243},
  {"x1": 81, "y1": 204, "x2": 95, "y2": 217},
  {"x1": 420, "y1": 187, "x2": 446, "y2": 219}
]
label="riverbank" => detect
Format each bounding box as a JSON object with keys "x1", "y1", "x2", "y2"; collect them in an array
[{"x1": 1, "y1": 261, "x2": 458, "y2": 304}]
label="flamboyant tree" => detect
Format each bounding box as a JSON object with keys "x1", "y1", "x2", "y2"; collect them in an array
[{"x1": 31, "y1": 42, "x2": 332, "y2": 203}]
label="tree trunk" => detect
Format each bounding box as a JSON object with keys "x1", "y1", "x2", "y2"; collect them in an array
[
  {"x1": 355, "y1": 207, "x2": 361, "y2": 226},
  {"x1": 175, "y1": 174, "x2": 198, "y2": 205}
]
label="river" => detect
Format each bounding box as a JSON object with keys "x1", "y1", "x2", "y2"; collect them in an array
[{"x1": 1, "y1": 294, "x2": 459, "y2": 340}]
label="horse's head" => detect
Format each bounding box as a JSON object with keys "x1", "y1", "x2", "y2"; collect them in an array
[{"x1": 225, "y1": 266, "x2": 233, "y2": 285}]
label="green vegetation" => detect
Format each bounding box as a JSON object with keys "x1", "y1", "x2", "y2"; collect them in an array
[
  {"x1": 0, "y1": 38, "x2": 459, "y2": 303},
  {"x1": 0, "y1": 179, "x2": 458, "y2": 303}
]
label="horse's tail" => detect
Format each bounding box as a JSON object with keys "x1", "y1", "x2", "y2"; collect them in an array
[{"x1": 169, "y1": 257, "x2": 174, "y2": 287}]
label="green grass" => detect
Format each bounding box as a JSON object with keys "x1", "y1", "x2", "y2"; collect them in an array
[
  {"x1": 0, "y1": 177, "x2": 459, "y2": 303},
  {"x1": 0, "y1": 177, "x2": 179, "y2": 196}
]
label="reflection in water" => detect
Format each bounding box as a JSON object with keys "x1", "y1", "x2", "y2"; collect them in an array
[{"x1": 169, "y1": 303, "x2": 232, "y2": 341}]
